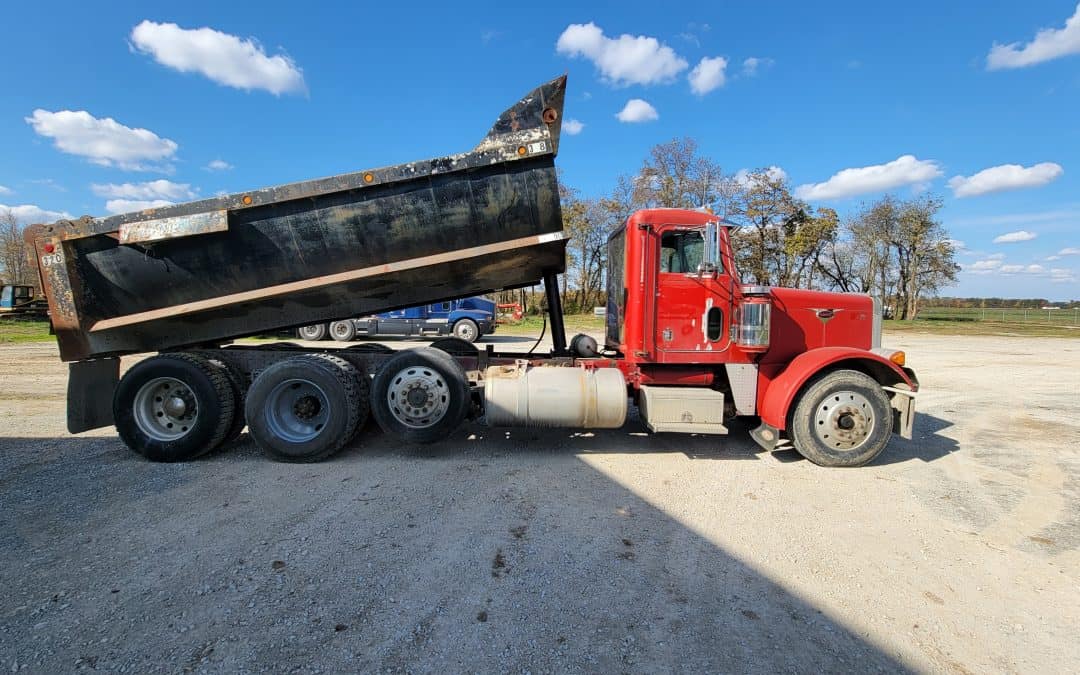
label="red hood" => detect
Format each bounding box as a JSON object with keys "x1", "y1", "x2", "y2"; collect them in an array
[{"x1": 760, "y1": 288, "x2": 875, "y2": 364}]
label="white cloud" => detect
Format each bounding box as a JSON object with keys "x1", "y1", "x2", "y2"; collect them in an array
[
  {"x1": 104, "y1": 199, "x2": 175, "y2": 214},
  {"x1": 204, "y1": 159, "x2": 233, "y2": 171},
  {"x1": 0, "y1": 203, "x2": 73, "y2": 224},
  {"x1": 562, "y1": 118, "x2": 585, "y2": 135},
  {"x1": 1057, "y1": 246, "x2": 1080, "y2": 255},
  {"x1": 734, "y1": 166, "x2": 788, "y2": 187},
  {"x1": 615, "y1": 99, "x2": 659, "y2": 123},
  {"x1": 556, "y1": 22, "x2": 688, "y2": 87},
  {"x1": 742, "y1": 57, "x2": 774, "y2": 76},
  {"x1": 948, "y1": 162, "x2": 1063, "y2": 197},
  {"x1": 794, "y1": 155, "x2": 943, "y2": 201},
  {"x1": 945, "y1": 238, "x2": 967, "y2": 252},
  {"x1": 1050, "y1": 267, "x2": 1077, "y2": 283},
  {"x1": 0, "y1": 185, "x2": 12, "y2": 196},
  {"x1": 130, "y1": 20, "x2": 306, "y2": 95},
  {"x1": 92, "y1": 180, "x2": 196, "y2": 201},
  {"x1": 688, "y1": 56, "x2": 728, "y2": 94},
  {"x1": 987, "y1": 253, "x2": 1006, "y2": 260},
  {"x1": 993, "y1": 230, "x2": 1037, "y2": 243},
  {"x1": 966, "y1": 258, "x2": 1004, "y2": 273},
  {"x1": 25, "y1": 109, "x2": 178, "y2": 171},
  {"x1": 999, "y1": 264, "x2": 1024, "y2": 273},
  {"x1": 986, "y1": 4, "x2": 1080, "y2": 70}
]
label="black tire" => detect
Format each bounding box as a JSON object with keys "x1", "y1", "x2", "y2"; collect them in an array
[
  {"x1": 371, "y1": 348, "x2": 470, "y2": 444},
  {"x1": 297, "y1": 324, "x2": 328, "y2": 341},
  {"x1": 789, "y1": 369, "x2": 893, "y2": 467},
  {"x1": 429, "y1": 336, "x2": 479, "y2": 357},
  {"x1": 452, "y1": 318, "x2": 480, "y2": 343},
  {"x1": 210, "y1": 359, "x2": 248, "y2": 445},
  {"x1": 113, "y1": 353, "x2": 236, "y2": 462},
  {"x1": 245, "y1": 354, "x2": 369, "y2": 462},
  {"x1": 329, "y1": 320, "x2": 357, "y2": 342}
]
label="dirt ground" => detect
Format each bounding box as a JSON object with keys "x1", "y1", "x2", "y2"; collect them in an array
[{"x1": 0, "y1": 332, "x2": 1077, "y2": 673}]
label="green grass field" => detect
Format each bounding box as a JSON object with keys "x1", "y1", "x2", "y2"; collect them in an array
[
  {"x1": 0, "y1": 319, "x2": 52, "y2": 344},
  {"x1": 918, "y1": 306, "x2": 1080, "y2": 325}
]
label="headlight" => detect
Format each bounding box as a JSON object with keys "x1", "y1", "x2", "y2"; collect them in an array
[{"x1": 737, "y1": 287, "x2": 771, "y2": 352}]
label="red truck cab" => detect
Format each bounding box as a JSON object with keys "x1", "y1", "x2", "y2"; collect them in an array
[{"x1": 603, "y1": 208, "x2": 917, "y2": 466}]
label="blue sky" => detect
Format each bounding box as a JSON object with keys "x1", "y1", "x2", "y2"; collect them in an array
[{"x1": 1, "y1": 1, "x2": 1078, "y2": 299}]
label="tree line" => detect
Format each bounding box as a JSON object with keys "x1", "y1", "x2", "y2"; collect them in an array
[{"x1": 549, "y1": 137, "x2": 961, "y2": 319}]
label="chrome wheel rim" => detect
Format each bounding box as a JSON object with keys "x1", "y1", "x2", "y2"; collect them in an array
[
  {"x1": 299, "y1": 326, "x2": 323, "y2": 339},
  {"x1": 813, "y1": 390, "x2": 875, "y2": 451},
  {"x1": 265, "y1": 378, "x2": 330, "y2": 443},
  {"x1": 330, "y1": 322, "x2": 352, "y2": 340},
  {"x1": 386, "y1": 366, "x2": 450, "y2": 429},
  {"x1": 455, "y1": 322, "x2": 477, "y2": 342},
  {"x1": 133, "y1": 377, "x2": 198, "y2": 441}
]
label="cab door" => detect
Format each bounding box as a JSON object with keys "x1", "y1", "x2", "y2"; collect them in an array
[{"x1": 651, "y1": 225, "x2": 732, "y2": 361}]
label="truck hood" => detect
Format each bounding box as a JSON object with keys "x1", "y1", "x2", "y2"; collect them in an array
[{"x1": 759, "y1": 288, "x2": 876, "y2": 364}]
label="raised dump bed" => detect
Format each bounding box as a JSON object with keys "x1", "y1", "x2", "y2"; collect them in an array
[{"x1": 28, "y1": 76, "x2": 569, "y2": 363}]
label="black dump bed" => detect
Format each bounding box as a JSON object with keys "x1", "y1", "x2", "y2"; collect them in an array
[{"x1": 29, "y1": 76, "x2": 568, "y2": 362}]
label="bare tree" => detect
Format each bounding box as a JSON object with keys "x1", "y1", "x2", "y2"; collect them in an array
[
  {"x1": 0, "y1": 208, "x2": 36, "y2": 287},
  {"x1": 818, "y1": 195, "x2": 957, "y2": 318},
  {"x1": 630, "y1": 137, "x2": 725, "y2": 209}
]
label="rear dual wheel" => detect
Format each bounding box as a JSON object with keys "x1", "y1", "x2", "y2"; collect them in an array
[
  {"x1": 245, "y1": 354, "x2": 369, "y2": 462},
  {"x1": 371, "y1": 349, "x2": 470, "y2": 444},
  {"x1": 113, "y1": 353, "x2": 236, "y2": 462}
]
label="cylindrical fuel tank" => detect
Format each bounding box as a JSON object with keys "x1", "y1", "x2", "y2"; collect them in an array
[{"x1": 483, "y1": 365, "x2": 627, "y2": 428}]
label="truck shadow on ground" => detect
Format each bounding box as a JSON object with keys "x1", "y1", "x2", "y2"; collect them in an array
[
  {"x1": 339, "y1": 411, "x2": 960, "y2": 468},
  {"x1": 0, "y1": 431, "x2": 916, "y2": 672}
]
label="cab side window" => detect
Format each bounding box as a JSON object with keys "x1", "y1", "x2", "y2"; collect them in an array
[{"x1": 659, "y1": 231, "x2": 706, "y2": 274}]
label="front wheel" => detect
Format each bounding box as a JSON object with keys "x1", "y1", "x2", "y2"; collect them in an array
[
  {"x1": 452, "y1": 319, "x2": 479, "y2": 343},
  {"x1": 789, "y1": 369, "x2": 893, "y2": 467}
]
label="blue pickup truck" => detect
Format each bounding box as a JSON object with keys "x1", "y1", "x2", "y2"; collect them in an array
[{"x1": 297, "y1": 296, "x2": 496, "y2": 343}]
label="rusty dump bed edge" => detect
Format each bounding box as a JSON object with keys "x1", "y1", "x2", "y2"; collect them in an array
[{"x1": 28, "y1": 76, "x2": 569, "y2": 362}]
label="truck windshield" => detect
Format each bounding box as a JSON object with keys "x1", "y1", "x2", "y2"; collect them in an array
[{"x1": 659, "y1": 230, "x2": 710, "y2": 273}]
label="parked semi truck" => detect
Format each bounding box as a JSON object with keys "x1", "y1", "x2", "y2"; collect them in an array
[
  {"x1": 298, "y1": 296, "x2": 496, "y2": 343},
  {"x1": 26, "y1": 75, "x2": 917, "y2": 467}
]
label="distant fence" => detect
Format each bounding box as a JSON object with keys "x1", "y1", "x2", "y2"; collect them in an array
[{"x1": 918, "y1": 307, "x2": 1080, "y2": 325}]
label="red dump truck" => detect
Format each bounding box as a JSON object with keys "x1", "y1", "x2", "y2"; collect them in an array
[{"x1": 26, "y1": 75, "x2": 916, "y2": 467}]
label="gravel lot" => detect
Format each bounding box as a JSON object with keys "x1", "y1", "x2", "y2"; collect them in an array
[{"x1": 1, "y1": 332, "x2": 1077, "y2": 673}]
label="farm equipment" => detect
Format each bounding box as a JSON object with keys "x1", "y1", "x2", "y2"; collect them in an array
[
  {"x1": 27, "y1": 75, "x2": 916, "y2": 466},
  {"x1": 0, "y1": 284, "x2": 48, "y2": 319}
]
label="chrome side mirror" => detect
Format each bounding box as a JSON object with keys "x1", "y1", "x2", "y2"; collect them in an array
[{"x1": 698, "y1": 221, "x2": 719, "y2": 275}]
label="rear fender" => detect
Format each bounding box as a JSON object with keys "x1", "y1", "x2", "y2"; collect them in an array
[{"x1": 757, "y1": 347, "x2": 917, "y2": 431}]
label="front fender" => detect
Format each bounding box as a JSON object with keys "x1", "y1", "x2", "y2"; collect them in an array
[{"x1": 756, "y1": 347, "x2": 917, "y2": 430}]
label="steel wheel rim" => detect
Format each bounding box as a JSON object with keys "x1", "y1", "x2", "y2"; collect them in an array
[
  {"x1": 299, "y1": 326, "x2": 322, "y2": 339},
  {"x1": 265, "y1": 378, "x2": 331, "y2": 443},
  {"x1": 386, "y1": 366, "x2": 450, "y2": 429},
  {"x1": 455, "y1": 322, "x2": 476, "y2": 341},
  {"x1": 813, "y1": 390, "x2": 875, "y2": 451},
  {"x1": 133, "y1": 377, "x2": 198, "y2": 441}
]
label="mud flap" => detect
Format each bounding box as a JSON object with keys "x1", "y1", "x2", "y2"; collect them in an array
[
  {"x1": 884, "y1": 387, "x2": 916, "y2": 440},
  {"x1": 68, "y1": 358, "x2": 119, "y2": 433}
]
